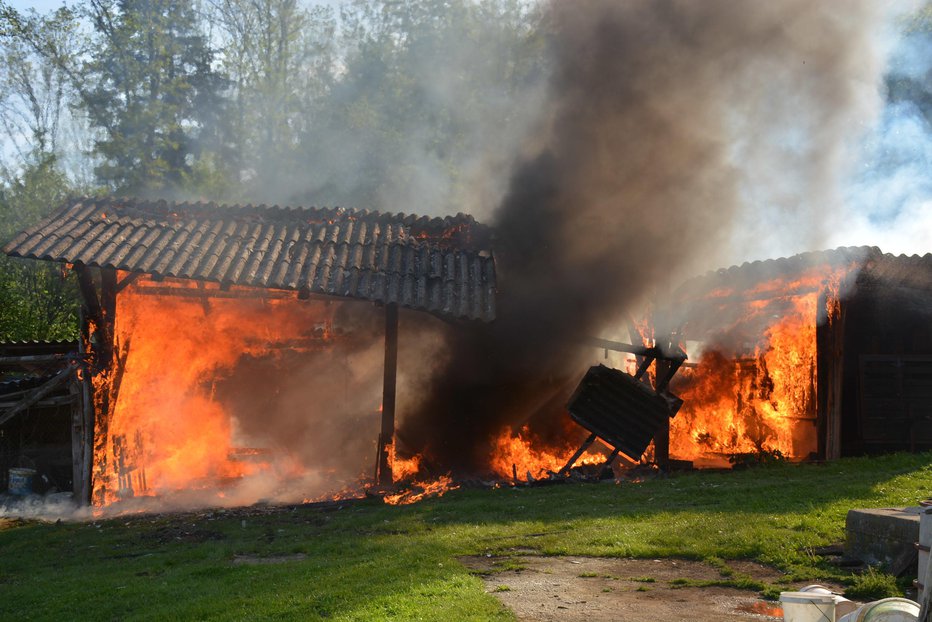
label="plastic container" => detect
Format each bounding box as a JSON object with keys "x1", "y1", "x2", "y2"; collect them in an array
[
  {"x1": 836, "y1": 597, "x2": 919, "y2": 622},
  {"x1": 780, "y1": 591, "x2": 835, "y2": 622},
  {"x1": 7, "y1": 467, "x2": 36, "y2": 495},
  {"x1": 798, "y1": 585, "x2": 858, "y2": 618}
]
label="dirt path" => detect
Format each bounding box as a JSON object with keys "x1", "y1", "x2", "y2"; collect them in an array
[{"x1": 461, "y1": 555, "x2": 846, "y2": 622}]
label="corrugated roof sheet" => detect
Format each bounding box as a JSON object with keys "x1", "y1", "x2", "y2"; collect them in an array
[
  {"x1": 3, "y1": 198, "x2": 497, "y2": 322},
  {"x1": 566, "y1": 365, "x2": 673, "y2": 461},
  {"x1": 672, "y1": 246, "x2": 932, "y2": 303}
]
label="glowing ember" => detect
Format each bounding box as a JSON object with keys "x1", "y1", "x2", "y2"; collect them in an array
[{"x1": 382, "y1": 475, "x2": 458, "y2": 505}]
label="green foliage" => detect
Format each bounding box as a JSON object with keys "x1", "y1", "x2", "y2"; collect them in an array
[
  {"x1": 82, "y1": 0, "x2": 226, "y2": 194},
  {"x1": 0, "y1": 157, "x2": 79, "y2": 341},
  {"x1": 844, "y1": 567, "x2": 902, "y2": 601}
]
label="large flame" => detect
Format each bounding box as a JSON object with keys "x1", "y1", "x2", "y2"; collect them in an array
[
  {"x1": 668, "y1": 266, "x2": 851, "y2": 466},
  {"x1": 91, "y1": 277, "x2": 349, "y2": 506},
  {"x1": 490, "y1": 426, "x2": 606, "y2": 480}
]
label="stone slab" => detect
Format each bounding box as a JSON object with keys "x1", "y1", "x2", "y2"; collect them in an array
[{"x1": 846, "y1": 507, "x2": 921, "y2": 573}]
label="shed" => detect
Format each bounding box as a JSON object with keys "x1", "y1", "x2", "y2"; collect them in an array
[
  {"x1": 665, "y1": 246, "x2": 932, "y2": 462},
  {"x1": 3, "y1": 197, "x2": 497, "y2": 504}
]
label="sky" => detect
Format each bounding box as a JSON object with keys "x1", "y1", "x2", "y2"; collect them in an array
[{"x1": 7, "y1": 0, "x2": 65, "y2": 12}]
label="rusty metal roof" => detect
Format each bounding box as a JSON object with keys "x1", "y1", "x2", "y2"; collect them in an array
[{"x1": 3, "y1": 198, "x2": 497, "y2": 322}]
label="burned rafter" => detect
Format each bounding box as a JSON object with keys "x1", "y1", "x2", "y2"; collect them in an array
[{"x1": 0, "y1": 365, "x2": 77, "y2": 427}]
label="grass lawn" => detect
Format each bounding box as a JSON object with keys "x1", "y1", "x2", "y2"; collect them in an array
[{"x1": 1, "y1": 452, "x2": 931, "y2": 621}]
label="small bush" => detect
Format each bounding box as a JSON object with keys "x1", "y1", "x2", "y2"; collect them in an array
[{"x1": 844, "y1": 568, "x2": 901, "y2": 600}]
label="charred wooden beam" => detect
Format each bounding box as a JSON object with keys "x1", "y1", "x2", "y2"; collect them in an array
[
  {"x1": 653, "y1": 358, "x2": 672, "y2": 467},
  {"x1": 69, "y1": 360, "x2": 88, "y2": 505},
  {"x1": 76, "y1": 266, "x2": 103, "y2": 321},
  {"x1": 77, "y1": 306, "x2": 95, "y2": 505},
  {"x1": 583, "y1": 336, "x2": 687, "y2": 362},
  {"x1": 377, "y1": 303, "x2": 399, "y2": 486},
  {"x1": 115, "y1": 271, "x2": 142, "y2": 293},
  {"x1": 0, "y1": 353, "x2": 78, "y2": 367},
  {"x1": 129, "y1": 285, "x2": 295, "y2": 300},
  {"x1": 817, "y1": 294, "x2": 846, "y2": 461},
  {"x1": 0, "y1": 395, "x2": 75, "y2": 409},
  {"x1": 559, "y1": 432, "x2": 598, "y2": 475},
  {"x1": 0, "y1": 366, "x2": 74, "y2": 426}
]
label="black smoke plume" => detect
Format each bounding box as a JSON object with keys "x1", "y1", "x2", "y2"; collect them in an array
[{"x1": 399, "y1": 0, "x2": 884, "y2": 472}]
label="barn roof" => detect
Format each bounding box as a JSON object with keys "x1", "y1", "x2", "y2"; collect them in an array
[
  {"x1": 667, "y1": 246, "x2": 932, "y2": 343},
  {"x1": 3, "y1": 197, "x2": 497, "y2": 322},
  {"x1": 672, "y1": 246, "x2": 932, "y2": 304}
]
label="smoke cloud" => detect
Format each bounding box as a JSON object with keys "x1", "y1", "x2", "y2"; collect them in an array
[{"x1": 398, "y1": 0, "x2": 901, "y2": 472}]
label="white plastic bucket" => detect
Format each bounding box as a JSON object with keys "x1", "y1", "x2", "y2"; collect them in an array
[
  {"x1": 780, "y1": 591, "x2": 835, "y2": 622},
  {"x1": 798, "y1": 584, "x2": 858, "y2": 618},
  {"x1": 837, "y1": 597, "x2": 919, "y2": 622}
]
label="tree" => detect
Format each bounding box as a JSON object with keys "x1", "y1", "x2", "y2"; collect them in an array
[
  {"x1": 295, "y1": 0, "x2": 547, "y2": 213},
  {"x1": 0, "y1": 3, "x2": 81, "y2": 178},
  {"x1": 206, "y1": 0, "x2": 336, "y2": 201},
  {"x1": 0, "y1": 158, "x2": 79, "y2": 342},
  {"x1": 81, "y1": 0, "x2": 226, "y2": 194}
]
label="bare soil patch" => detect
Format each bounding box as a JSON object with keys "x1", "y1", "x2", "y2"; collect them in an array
[{"x1": 461, "y1": 555, "x2": 843, "y2": 622}]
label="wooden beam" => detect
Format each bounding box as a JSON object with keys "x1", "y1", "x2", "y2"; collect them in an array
[
  {"x1": 77, "y1": 306, "x2": 95, "y2": 506},
  {"x1": 115, "y1": 271, "x2": 142, "y2": 293},
  {"x1": 377, "y1": 303, "x2": 399, "y2": 486},
  {"x1": 0, "y1": 395, "x2": 75, "y2": 409},
  {"x1": 653, "y1": 358, "x2": 671, "y2": 468},
  {"x1": 0, "y1": 366, "x2": 74, "y2": 427},
  {"x1": 583, "y1": 336, "x2": 686, "y2": 362},
  {"x1": 0, "y1": 353, "x2": 76, "y2": 367},
  {"x1": 129, "y1": 286, "x2": 295, "y2": 300},
  {"x1": 69, "y1": 365, "x2": 86, "y2": 504},
  {"x1": 825, "y1": 303, "x2": 846, "y2": 460},
  {"x1": 559, "y1": 432, "x2": 598, "y2": 475}
]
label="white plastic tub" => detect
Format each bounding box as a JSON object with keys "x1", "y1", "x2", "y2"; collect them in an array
[
  {"x1": 837, "y1": 598, "x2": 919, "y2": 622},
  {"x1": 780, "y1": 591, "x2": 835, "y2": 622}
]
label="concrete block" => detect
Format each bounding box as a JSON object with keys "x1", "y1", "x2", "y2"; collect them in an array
[{"x1": 846, "y1": 507, "x2": 921, "y2": 573}]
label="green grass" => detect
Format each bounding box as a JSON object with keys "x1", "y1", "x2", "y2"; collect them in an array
[{"x1": 1, "y1": 452, "x2": 930, "y2": 620}]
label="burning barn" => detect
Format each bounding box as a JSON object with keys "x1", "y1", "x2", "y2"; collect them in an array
[
  {"x1": 2, "y1": 197, "x2": 930, "y2": 510},
  {"x1": 2, "y1": 197, "x2": 495, "y2": 507},
  {"x1": 663, "y1": 246, "x2": 932, "y2": 467}
]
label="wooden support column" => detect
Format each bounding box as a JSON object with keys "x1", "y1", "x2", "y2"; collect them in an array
[
  {"x1": 69, "y1": 354, "x2": 88, "y2": 505},
  {"x1": 74, "y1": 266, "x2": 118, "y2": 505},
  {"x1": 825, "y1": 303, "x2": 846, "y2": 460},
  {"x1": 377, "y1": 303, "x2": 399, "y2": 486},
  {"x1": 653, "y1": 357, "x2": 671, "y2": 468}
]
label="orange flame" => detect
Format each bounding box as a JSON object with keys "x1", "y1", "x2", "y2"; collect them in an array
[
  {"x1": 668, "y1": 265, "x2": 852, "y2": 466},
  {"x1": 382, "y1": 475, "x2": 458, "y2": 505},
  {"x1": 489, "y1": 426, "x2": 605, "y2": 480},
  {"x1": 387, "y1": 443, "x2": 421, "y2": 482},
  {"x1": 91, "y1": 277, "x2": 340, "y2": 506}
]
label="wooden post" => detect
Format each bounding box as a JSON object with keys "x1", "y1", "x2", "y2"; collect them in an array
[
  {"x1": 653, "y1": 358, "x2": 671, "y2": 468},
  {"x1": 559, "y1": 432, "x2": 598, "y2": 475},
  {"x1": 74, "y1": 266, "x2": 118, "y2": 505},
  {"x1": 818, "y1": 294, "x2": 846, "y2": 461},
  {"x1": 69, "y1": 357, "x2": 87, "y2": 504},
  {"x1": 377, "y1": 303, "x2": 399, "y2": 486}
]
